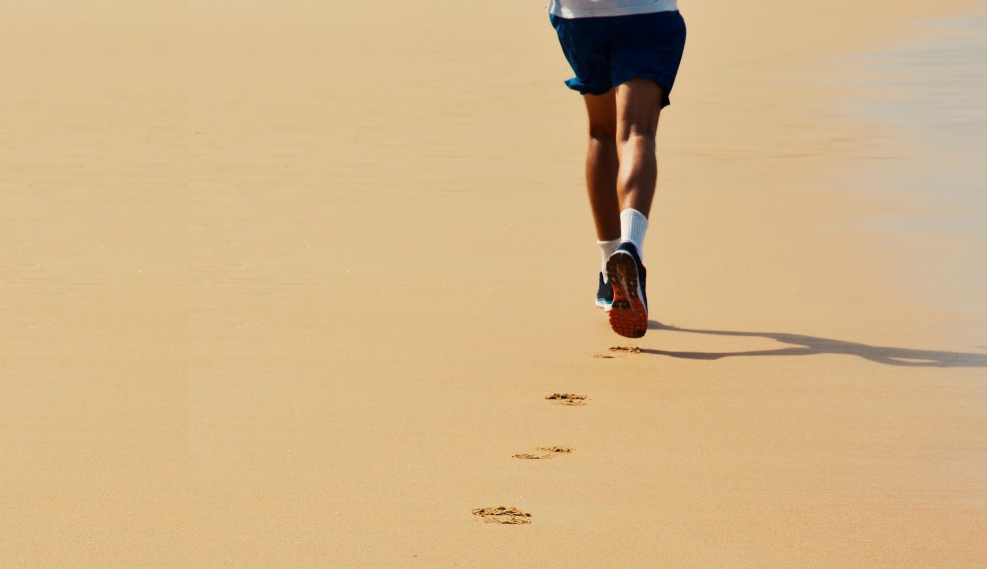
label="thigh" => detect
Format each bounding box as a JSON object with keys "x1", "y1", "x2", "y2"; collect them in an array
[
  {"x1": 616, "y1": 78, "x2": 664, "y2": 140},
  {"x1": 583, "y1": 90, "x2": 617, "y2": 138}
]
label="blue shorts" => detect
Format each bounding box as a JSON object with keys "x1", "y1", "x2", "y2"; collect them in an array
[{"x1": 550, "y1": 11, "x2": 686, "y2": 106}]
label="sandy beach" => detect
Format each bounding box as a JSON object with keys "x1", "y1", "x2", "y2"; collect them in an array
[{"x1": 2, "y1": 1, "x2": 985, "y2": 567}]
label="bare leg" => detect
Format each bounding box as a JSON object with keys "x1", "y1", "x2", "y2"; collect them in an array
[
  {"x1": 583, "y1": 91, "x2": 620, "y2": 241},
  {"x1": 615, "y1": 78, "x2": 665, "y2": 216}
]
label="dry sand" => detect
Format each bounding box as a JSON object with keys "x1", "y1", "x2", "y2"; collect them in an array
[{"x1": 2, "y1": 1, "x2": 985, "y2": 567}]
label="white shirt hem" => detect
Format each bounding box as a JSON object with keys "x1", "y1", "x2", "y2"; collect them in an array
[{"x1": 548, "y1": 0, "x2": 678, "y2": 19}]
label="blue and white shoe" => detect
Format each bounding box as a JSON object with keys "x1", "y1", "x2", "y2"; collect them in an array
[
  {"x1": 605, "y1": 242, "x2": 648, "y2": 338},
  {"x1": 595, "y1": 273, "x2": 614, "y2": 310}
]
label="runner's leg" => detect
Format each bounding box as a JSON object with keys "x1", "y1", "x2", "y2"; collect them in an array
[
  {"x1": 615, "y1": 78, "x2": 664, "y2": 216},
  {"x1": 583, "y1": 90, "x2": 620, "y2": 241}
]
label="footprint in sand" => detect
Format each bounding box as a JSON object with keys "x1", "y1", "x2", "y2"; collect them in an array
[
  {"x1": 512, "y1": 447, "x2": 574, "y2": 460},
  {"x1": 592, "y1": 346, "x2": 641, "y2": 358},
  {"x1": 545, "y1": 393, "x2": 588, "y2": 406},
  {"x1": 472, "y1": 506, "x2": 532, "y2": 525}
]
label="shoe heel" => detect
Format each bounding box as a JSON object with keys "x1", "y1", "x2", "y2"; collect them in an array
[{"x1": 605, "y1": 252, "x2": 647, "y2": 338}]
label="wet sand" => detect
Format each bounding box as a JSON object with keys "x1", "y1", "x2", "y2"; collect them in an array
[{"x1": 2, "y1": 1, "x2": 985, "y2": 567}]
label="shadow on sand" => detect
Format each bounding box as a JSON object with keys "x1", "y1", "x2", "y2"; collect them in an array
[{"x1": 643, "y1": 322, "x2": 987, "y2": 368}]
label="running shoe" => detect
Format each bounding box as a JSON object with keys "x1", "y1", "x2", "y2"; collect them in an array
[
  {"x1": 595, "y1": 272, "x2": 614, "y2": 310},
  {"x1": 605, "y1": 242, "x2": 648, "y2": 338}
]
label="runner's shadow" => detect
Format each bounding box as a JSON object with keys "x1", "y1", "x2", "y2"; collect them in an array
[{"x1": 643, "y1": 321, "x2": 987, "y2": 367}]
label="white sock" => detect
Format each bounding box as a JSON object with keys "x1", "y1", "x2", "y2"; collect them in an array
[
  {"x1": 597, "y1": 238, "x2": 620, "y2": 282},
  {"x1": 620, "y1": 208, "x2": 648, "y2": 258}
]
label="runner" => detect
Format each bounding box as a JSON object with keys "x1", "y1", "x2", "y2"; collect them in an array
[{"x1": 548, "y1": 0, "x2": 686, "y2": 338}]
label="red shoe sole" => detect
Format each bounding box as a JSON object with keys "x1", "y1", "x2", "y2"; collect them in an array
[{"x1": 606, "y1": 252, "x2": 647, "y2": 338}]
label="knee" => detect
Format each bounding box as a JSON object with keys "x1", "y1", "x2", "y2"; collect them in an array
[
  {"x1": 617, "y1": 123, "x2": 657, "y2": 145},
  {"x1": 587, "y1": 121, "x2": 617, "y2": 143},
  {"x1": 588, "y1": 132, "x2": 617, "y2": 152},
  {"x1": 616, "y1": 128, "x2": 656, "y2": 165}
]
